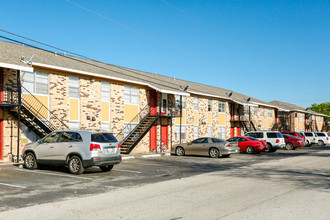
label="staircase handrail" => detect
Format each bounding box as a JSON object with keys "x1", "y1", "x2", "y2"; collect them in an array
[
  {"x1": 21, "y1": 85, "x2": 68, "y2": 131},
  {"x1": 116, "y1": 103, "x2": 151, "y2": 141}
]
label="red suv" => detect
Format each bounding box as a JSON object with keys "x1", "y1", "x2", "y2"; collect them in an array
[{"x1": 281, "y1": 131, "x2": 306, "y2": 146}]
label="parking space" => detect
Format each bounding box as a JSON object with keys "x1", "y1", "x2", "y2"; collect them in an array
[{"x1": 0, "y1": 145, "x2": 328, "y2": 211}]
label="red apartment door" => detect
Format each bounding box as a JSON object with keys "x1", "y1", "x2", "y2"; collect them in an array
[
  {"x1": 161, "y1": 125, "x2": 168, "y2": 150},
  {"x1": 149, "y1": 90, "x2": 157, "y2": 151}
]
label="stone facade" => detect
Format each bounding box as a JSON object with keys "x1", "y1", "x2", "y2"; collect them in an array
[{"x1": 110, "y1": 83, "x2": 124, "y2": 141}]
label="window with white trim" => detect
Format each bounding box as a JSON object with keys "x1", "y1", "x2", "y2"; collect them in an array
[
  {"x1": 22, "y1": 71, "x2": 49, "y2": 95},
  {"x1": 244, "y1": 105, "x2": 249, "y2": 116},
  {"x1": 175, "y1": 125, "x2": 186, "y2": 141},
  {"x1": 268, "y1": 109, "x2": 272, "y2": 118},
  {"x1": 194, "y1": 126, "x2": 198, "y2": 139},
  {"x1": 124, "y1": 123, "x2": 138, "y2": 138},
  {"x1": 207, "y1": 125, "x2": 212, "y2": 136},
  {"x1": 69, "y1": 121, "x2": 80, "y2": 130},
  {"x1": 208, "y1": 99, "x2": 212, "y2": 112},
  {"x1": 69, "y1": 76, "x2": 79, "y2": 98},
  {"x1": 124, "y1": 85, "x2": 139, "y2": 105},
  {"x1": 194, "y1": 97, "x2": 198, "y2": 111},
  {"x1": 218, "y1": 126, "x2": 226, "y2": 139},
  {"x1": 101, "y1": 82, "x2": 110, "y2": 102},
  {"x1": 218, "y1": 101, "x2": 225, "y2": 113},
  {"x1": 175, "y1": 95, "x2": 186, "y2": 109}
]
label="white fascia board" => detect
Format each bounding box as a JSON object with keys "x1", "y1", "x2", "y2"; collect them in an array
[
  {"x1": 33, "y1": 62, "x2": 189, "y2": 96},
  {"x1": 0, "y1": 62, "x2": 33, "y2": 72},
  {"x1": 277, "y1": 108, "x2": 290, "y2": 112},
  {"x1": 291, "y1": 109, "x2": 308, "y2": 114},
  {"x1": 188, "y1": 90, "x2": 233, "y2": 102},
  {"x1": 250, "y1": 101, "x2": 278, "y2": 109}
]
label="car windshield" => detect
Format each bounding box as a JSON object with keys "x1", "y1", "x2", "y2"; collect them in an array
[
  {"x1": 91, "y1": 133, "x2": 117, "y2": 143},
  {"x1": 297, "y1": 133, "x2": 303, "y2": 137}
]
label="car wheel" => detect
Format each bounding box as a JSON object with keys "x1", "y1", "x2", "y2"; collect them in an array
[
  {"x1": 306, "y1": 140, "x2": 311, "y2": 147},
  {"x1": 222, "y1": 154, "x2": 230, "y2": 158},
  {"x1": 285, "y1": 143, "x2": 294, "y2": 150},
  {"x1": 318, "y1": 140, "x2": 325, "y2": 146},
  {"x1": 246, "y1": 146, "x2": 255, "y2": 154},
  {"x1": 265, "y1": 143, "x2": 272, "y2": 152},
  {"x1": 99, "y1": 165, "x2": 114, "y2": 172},
  {"x1": 209, "y1": 148, "x2": 219, "y2": 158},
  {"x1": 24, "y1": 152, "x2": 38, "y2": 169},
  {"x1": 68, "y1": 156, "x2": 84, "y2": 175},
  {"x1": 175, "y1": 147, "x2": 185, "y2": 156}
]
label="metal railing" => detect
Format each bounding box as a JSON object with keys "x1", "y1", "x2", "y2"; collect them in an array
[{"x1": 0, "y1": 84, "x2": 19, "y2": 105}]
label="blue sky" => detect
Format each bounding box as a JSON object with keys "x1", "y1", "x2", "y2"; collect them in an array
[{"x1": 0, "y1": 0, "x2": 329, "y2": 107}]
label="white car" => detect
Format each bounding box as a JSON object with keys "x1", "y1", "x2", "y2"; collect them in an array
[
  {"x1": 244, "y1": 131, "x2": 285, "y2": 152},
  {"x1": 315, "y1": 132, "x2": 330, "y2": 146},
  {"x1": 303, "y1": 132, "x2": 317, "y2": 146}
]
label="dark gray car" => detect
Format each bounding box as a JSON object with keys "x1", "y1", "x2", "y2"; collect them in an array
[{"x1": 22, "y1": 130, "x2": 122, "y2": 174}]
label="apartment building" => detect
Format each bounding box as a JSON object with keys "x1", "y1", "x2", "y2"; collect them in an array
[{"x1": 0, "y1": 40, "x2": 326, "y2": 161}]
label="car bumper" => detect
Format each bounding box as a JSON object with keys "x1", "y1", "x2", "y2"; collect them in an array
[
  {"x1": 273, "y1": 143, "x2": 286, "y2": 149},
  {"x1": 84, "y1": 155, "x2": 122, "y2": 168},
  {"x1": 255, "y1": 145, "x2": 266, "y2": 152},
  {"x1": 222, "y1": 148, "x2": 240, "y2": 155}
]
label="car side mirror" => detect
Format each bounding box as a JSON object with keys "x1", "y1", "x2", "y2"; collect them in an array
[{"x1": 38, "y1": 139, "x2": 42, "y2": 144}]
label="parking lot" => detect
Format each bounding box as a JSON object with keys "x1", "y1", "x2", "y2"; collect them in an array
[{"x1": 0, "y1": 145, "x2": 329, "y2": 212}]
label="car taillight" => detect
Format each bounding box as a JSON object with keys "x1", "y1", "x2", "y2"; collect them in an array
[
  {"x1": 276, "y1": 139, "x2": 279, "y2": 143},
  {"x1": 327, "y1": 137, "x2": 329, "y2": 140},
  {"x1": 117, "y1": 144, "x2": 121, "y2": 149},
  {"x1": 226, "y1": 144, "x2": 232, "y2": 147},
  {"x1": 90, "y1": 144, "x2": 101, "y2": 151}
]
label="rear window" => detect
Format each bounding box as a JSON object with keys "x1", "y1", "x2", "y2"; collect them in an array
[
  {"x1": 297, "y1": 133, "x2": 303, "y2": 137},
  {"x1": 246, "y1": 132, "x2": 264, "y2": 138},
  {"x1": 304, "y1": 132, "x2": 313, "y2": 137},
  {"x1": 91, "y1": 133, "x2": 117, "y2": 143},
  {"x1": 316, "y1": 133, "x2": 326, "y2": 137},
  {"x1": 246, "y1": 137, "x2": 259, "y2": 141},
  {"x1": 267, "y1": 132, "x2": 283, "y2": 138}
]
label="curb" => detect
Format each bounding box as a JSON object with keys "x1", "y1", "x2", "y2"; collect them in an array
[{"x1": 122, "y1": 152, "x2": 171, "y2": 160}]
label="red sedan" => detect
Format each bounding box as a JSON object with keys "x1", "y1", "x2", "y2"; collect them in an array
[
  {"x1": 283, "y1": 134, "x2": 304, "y2": 150},
  {"x1": 227, "y1": 136, "x2": 266, "y2": 154}
]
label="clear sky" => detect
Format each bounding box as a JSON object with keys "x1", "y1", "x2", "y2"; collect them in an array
[{"x1": 0, "y1": 0, "x2": 329, "y2": 108}]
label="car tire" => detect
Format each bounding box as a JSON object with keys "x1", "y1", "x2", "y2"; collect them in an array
[
  {"x1": 68, "y1": 156, "x2": 84, "y2": 175},
  {"x1": 175, "y1": 147, "x2": 185, "y2": 156},
  {"x1": 209, "y1": 148, "x2": 219, "y2": 158},
  {"x1": 306, "y1": 140, "x2": 311, "y2": 147},
  {"x1": 99, "y1": 165, "x2": 114, "y2": 172},
  {"x1": 265, "y1": 143, "x2": 272, "y2": 152},
  {"x1": 24, "y1": 152, "x2": 38, "y2": 169},
  {"x1": 318, "y1": 140, "x2": 325, "y2": 146},
  {"x1": 222, "y1": 154, "x2": 230, "y2": 158},
  {"x1": 246, "y1": 146, "x2": 255, "y2": 154},
  {"x1": 285, "y1": 143, "x2": 294, "y2": 150}
]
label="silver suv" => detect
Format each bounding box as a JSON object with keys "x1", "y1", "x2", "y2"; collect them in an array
[
  {"x1": 244, "y1": 131, "x2": 285, "y2": 152},
  {"x1": 22, "y1": 130, "x2": 122, "y2": 174}
]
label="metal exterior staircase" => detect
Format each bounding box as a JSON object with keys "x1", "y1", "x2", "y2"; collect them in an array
[
  {"x1": 0, "y1": 84, "x2": 68, "y2": 138},
  {"x1": 240, "y1": 120, "x2": 256, "y2": 133},
  {"x1": 117, "y1": 104, "x2": 160, "y2": 154}
]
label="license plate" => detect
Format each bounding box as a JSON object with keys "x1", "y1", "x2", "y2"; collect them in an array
[{"x1": 105, "y1": 148, "x2": 115, "y2": 154}]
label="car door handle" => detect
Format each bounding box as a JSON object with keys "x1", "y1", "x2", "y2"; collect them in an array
[{"x1": 68, "y1": 145, "x2": 73, "y2": 148}]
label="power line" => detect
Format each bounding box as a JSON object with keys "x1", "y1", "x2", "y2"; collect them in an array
[{"x1": 63, "y1": 0, "x2": 268, "y2": 84}]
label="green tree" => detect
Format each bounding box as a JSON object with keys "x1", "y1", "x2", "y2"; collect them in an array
[{"x1": 307, "y1": 102, "x2": 330, "y2": 125}]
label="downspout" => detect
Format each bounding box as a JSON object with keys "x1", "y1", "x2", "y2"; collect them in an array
[{"x1": 17, "y1": 70, "x2": 21, "y2": 162}]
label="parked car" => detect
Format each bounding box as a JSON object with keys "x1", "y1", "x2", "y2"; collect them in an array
[
  {"x1": 282, "y1": 134, "x2": 304, "y2": 150},
  {"x1": 302, "y1": 132, "x2": 317, "y2": 146},
  {"x1": 22, "y1": 130, "x2": 122, "y2": 174},
  {"x1": 281, "y1": 131, "x2": 306, "y2": 146},
  {"x1": 315, "y1": 132, "x2": 330, "y2": 146},
  {"x1": 171, "y1": 137, "x2": 240, "y2": 158},
  {"x1": 244, "y1": 131, "x2": 285, "y2": 152},
  {"x1": 226, "y1": 136, "x2": 267, "y2": 154}
]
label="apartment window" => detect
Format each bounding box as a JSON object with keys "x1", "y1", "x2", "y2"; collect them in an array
[
  {"x1": 194, "y1": 126, "x2": 198, "y2": 139},
  {"x1": 124, "y1": 85, "x2": 139, "y2": 105},
  {"x1": 175, "y1": 125, "x2": 186, "y2": 141},
  {"x1": 101, "y1": 82, "x2": 110, "y2": 102},
  {"x1": 218, "y1": 126, "x2": 226, "y2": 139},
  {"x1": 244, "y1": 105, "x2": 249, "y2": 116},
  {"x1": 69, "y1": 76, "x2": 79, "y2": 98},
  {"x1": 124, "y1": 123, "x2": 138, "y2": 138},
  {"x1": 261, "y1": 107, "x2": 264, "y2": 117},
  {"x1": 69, "y1": 121, "x2": 80, "y2": 130},
  {"x1": 208, "y1": 99, "x2": 212, "y2": 112},
  {"x1": 218, "y1": 101, "x2": 225, "y2": 113},
  {"x1": 254, "y1": 107, "x2": 257, "y2": 116},
  {"x1": 175, "y1": 95, "x2": 186, "y2": 109},
  {"x1": 194, "y1": 97, "x2": 198, "y2": 111},
  {"x1": 101, "y1": 122, "x2": 110, "y2": 131},
  {"x1": 268, "y1": 109, "x2": 272, "y2": 118},
  {"x1": 22, "y1": 71, "x2": 49, "y2": 95},
  {"x1": 295, "y1": 113, "x2": 298, "y2": 118},
  {"x1": 207, "y1": 125, "x2": 212, "y2": 136}
]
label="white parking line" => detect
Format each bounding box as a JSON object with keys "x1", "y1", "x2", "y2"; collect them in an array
[
  {"x1": 113, "y1": 169, "x2": 142, "y2": 174},
  {"x1": 0, "y1": 182, "x2": 26, "y2": 189},
  {"x1": 124, "y1": 162, "x2": 164, "y2": 167},
  {"x1": 15, "y1": 169, "x2": 92, "y2": 180}
]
